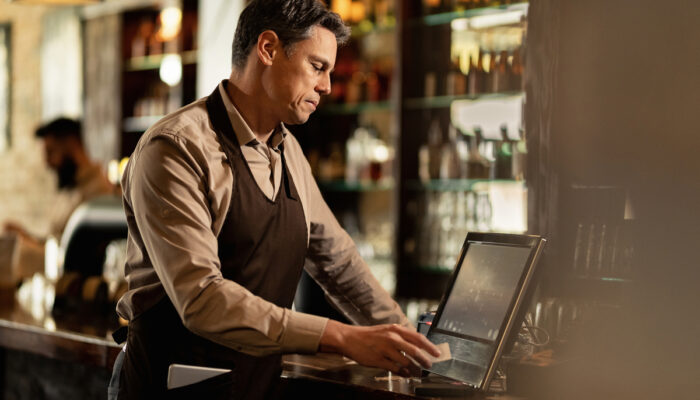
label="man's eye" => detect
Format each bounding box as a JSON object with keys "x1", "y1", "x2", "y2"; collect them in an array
[{"x1": 313, "y1": 64, "x2": 323, "y2": 72}]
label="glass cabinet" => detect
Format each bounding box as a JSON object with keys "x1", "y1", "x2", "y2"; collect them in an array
[{"x1": 396, "y1": 3, "x2": 528, "y2": 314}]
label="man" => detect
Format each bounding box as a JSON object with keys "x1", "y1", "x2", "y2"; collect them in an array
[
  {"x1": 3, "y1": 118, "x2": 114, "y2": 271},
  {"x1": 113, "y1": 1, "x2": 440, "y2": 398}
]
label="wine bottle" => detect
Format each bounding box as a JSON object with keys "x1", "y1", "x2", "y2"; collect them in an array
[
  {"x1": 446, "y1": 53, "x2": 467, "y2": 96},
  {"x1": 510, "y1": 46, "x2": 523, "y2": 91},
  {"x1": 495, "y1": 126, "x2": 514, "y2": 179},
  {"x1": 440, "y1": 124, "x2": 462, "y2": 180},
  {"x1": 466, "y1": 130, "x2": 490, "y2": 179},
  {"x1": 418, "y1": 119, "x2": 444, "y2": 182}
]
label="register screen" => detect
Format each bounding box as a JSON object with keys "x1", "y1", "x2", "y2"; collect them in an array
[{"x1": 435, "y1": 243, "x2": 532, "y2": 342}]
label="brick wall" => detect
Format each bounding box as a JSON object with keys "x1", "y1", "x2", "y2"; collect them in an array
[{"x1": 0, "y1": 3, "x2": 60, "y2": 238}]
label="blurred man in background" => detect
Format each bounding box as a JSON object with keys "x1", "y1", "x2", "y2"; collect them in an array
[{"x1": 2, "y1": 117, "x2": 114, "y2": 277}]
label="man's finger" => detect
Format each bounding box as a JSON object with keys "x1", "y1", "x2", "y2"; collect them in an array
[
  {"x1": 381, "y1": 347, "x2": 413, "y2": 369},
  {"x1": 397, "y1": 343, "x2": 433, "y2": 369},
  {"x1": 394, "y1": 327, "x2": 441, "y2": 357}
]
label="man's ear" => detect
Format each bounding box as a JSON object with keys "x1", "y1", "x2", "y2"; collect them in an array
[{"x1": 256, "y1": 30, "x2": 280, "y2": 66}]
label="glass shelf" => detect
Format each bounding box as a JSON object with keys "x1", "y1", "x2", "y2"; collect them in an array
[
  {"x1": 406, "y1": 179, "x2": 522, "y2": 192},
  {"x1": 123, "y1": 115, "x2": 163, "y2": 132},
  {"x1": 415, "y1": 2, "x2": 528, "y2": 27},
  {"x1": 125, "y1": 50, "x2": 198, "y2": 72},
  {"x1": 319, "y1": 100, "x2": 393, "y2": 115},
  {"x1": 403, "y1": 91, "x2": 523, "y2": 109},
  {"x1": 317, "y1": 179, "x2": 394, "y2": 192}
]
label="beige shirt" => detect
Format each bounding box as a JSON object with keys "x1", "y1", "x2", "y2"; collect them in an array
[{"x1": 116, "y1": 81, "x2": 410, "y2": 357}]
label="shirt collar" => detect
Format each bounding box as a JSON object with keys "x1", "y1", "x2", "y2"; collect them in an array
[{"x1": 218, "y1": 80, "x2": 288, "y2": 150}]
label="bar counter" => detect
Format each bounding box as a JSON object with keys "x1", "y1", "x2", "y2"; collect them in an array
[{"x1": 0, "y1": 293, "x2": 520, "y2": 399}]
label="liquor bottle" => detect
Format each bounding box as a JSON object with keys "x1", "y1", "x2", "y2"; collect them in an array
[
  {"x1": 486, "y1": 49, "x2": 497, "y2": 93},
  {"x1": 494, "y1": 50, "x2": 509, "y2": 92},
  {"x1": 494, "y1": 126, "x2": 514, "y2": 179},
  {"x1": 509, "y1": 46, "x2": 523, "y2": 91},
  {"x1": 511, "y1": 128, "x2": 527, "y2": 180},
  {"x1": 470, "y1": 49, "x2": 486, "y2": 94},
  {"x1": 466, "y1": 54, "x2": 478, "y2": 95},
  {"x1": 445, "y1": 54, "x2": 467, "y2": 96},
  {"x1": 131, "y1": 19, "x2": 152, "y2": 58},
  {"x1": 418, "y1": 119, "x2": 444, "y2": 182},
  {"x1": 440, "y1": 124, "x2": 462, "y2": 180},
  {"x1": 438, "y1": 192, "x2": 457, "y2": 268},
  {"x1": 466, "y1": 130, "x2": 490, "y2": 179},
  {"x1": 455, "y1": 128, "x2": 470, "y2": 178},
  {"x1": 479, "y1": 136, "x2": 496, "y2": 179}
]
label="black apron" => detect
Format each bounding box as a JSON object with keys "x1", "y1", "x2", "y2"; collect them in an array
[{"x1": 117, "y1": 87, "x2": 309, "y2": 399}]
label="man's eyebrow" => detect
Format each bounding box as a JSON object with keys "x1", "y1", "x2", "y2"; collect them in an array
[{"x1": 309, "y1": 55, "x2": 334, "y2": 72}]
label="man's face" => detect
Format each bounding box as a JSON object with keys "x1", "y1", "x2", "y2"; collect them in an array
[
  {"x1": 262, "y1": 26, "x2": 337, "y2": 125},
  {"x1": 43, "y1": 135, "x2": 78, "y2": 188},
  {"x1": 43, "y1": 135, "x2": 67, "y2": 171}
]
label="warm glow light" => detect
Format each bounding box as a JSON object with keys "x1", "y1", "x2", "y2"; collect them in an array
[
  {"x1": 451, "y1": 18, "x2": 469, "y2": 31},
  {"x1": 119, "y1": 157, "x2": 130, "y2": 181},
  {"x1": 450, "y1": 5, "x2": 528, "y2": 31},
  {"x1": 157, "y1": 6, "x2": 182, "y2": 42},
  {"x1": 332, "y1": 0, "x2": 352, "y2": 22},
  {"x1": 44, "y1": 237, "x2": 59, "y2": 281},
  {"x1": 159, "y1": 54, "x2": 182, "y2": 86},
  {"x1": 108, "y1": 159, "x2": 120, "y2": 185},
  {"x1": 372, "y1": 144, "x2": 390, "y2": 163},
  {"x1": 350, "y1": 1, "x2": 366, "y2": 23}
]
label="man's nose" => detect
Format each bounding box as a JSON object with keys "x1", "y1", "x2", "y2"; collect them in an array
[{"x1": 316, "y1": 72, "x2": 331, "y2": 95}]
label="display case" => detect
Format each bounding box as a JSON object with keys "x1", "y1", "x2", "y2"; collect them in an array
[{"x1": 396, "y1": 1, "x2": 529, "y2": 314}]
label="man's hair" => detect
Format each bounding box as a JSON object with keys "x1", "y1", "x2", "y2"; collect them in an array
[
  {"x1": 35, "y1": 117, "x2": 82, "y2": 144},
  {"x1": 231, "y1": 0, "x2": 350, "y2": 69}
]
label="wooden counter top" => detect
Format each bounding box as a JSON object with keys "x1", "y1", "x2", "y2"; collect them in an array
[
  {"x1": 281, "y1": 354, "x2": 517, "y2": 399},
  {"x1": 0, "y1": 291, "x2": 121, "y2": 369},
  {"x1": 0, "y1": 289, "x2": 517, "y2": 399}
]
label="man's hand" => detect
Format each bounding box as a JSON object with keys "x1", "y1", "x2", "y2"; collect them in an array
[
  {"x1": 319, "y1": 320, "x2": 441, "y2": 376},
  {"x1": 3, "y1": 222, "x2": 40, "y2": 246}
]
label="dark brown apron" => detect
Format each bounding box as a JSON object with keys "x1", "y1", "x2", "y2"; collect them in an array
[{"x1": 117, "y1": 86, "x2": 308, "y2": 399}]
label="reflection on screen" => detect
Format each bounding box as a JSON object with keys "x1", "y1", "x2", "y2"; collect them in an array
[{"x1": 436, "y1": 243, "x2": 532, "y2": 341}]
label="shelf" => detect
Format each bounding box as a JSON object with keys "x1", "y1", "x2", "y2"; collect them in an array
[
  {"x1": 403, "y1": 91, "x2": 523, "y2": 109},
  {"x1": 317, "y1": 179, "x2": 394, "y2": 192},
  {"x1": 350, "y1": 21, "x2": 396, "y2": 38},
  {"x1": 406, "y1": 179, "x2": 522, "y2": 192},
  {"x1": 415, "y1": 265, "x2": 454, "y2": 274},
  {"x1": 415, "y1": 2, "x2": 528, "y2": 28},
  {"x1": 125, "y1": 50, "x2": 198, "y2": 72},
  {"x1": 319, "y1": 100, "x2": 393, "y2": 115},
  {"x1": 123, "y1": 115, "x2": 163, "y2": 132}
]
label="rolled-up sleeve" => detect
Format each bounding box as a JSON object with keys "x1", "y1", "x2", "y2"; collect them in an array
[{"x1": 128, "y1": 133, "x2": 328, "y2": 356}]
